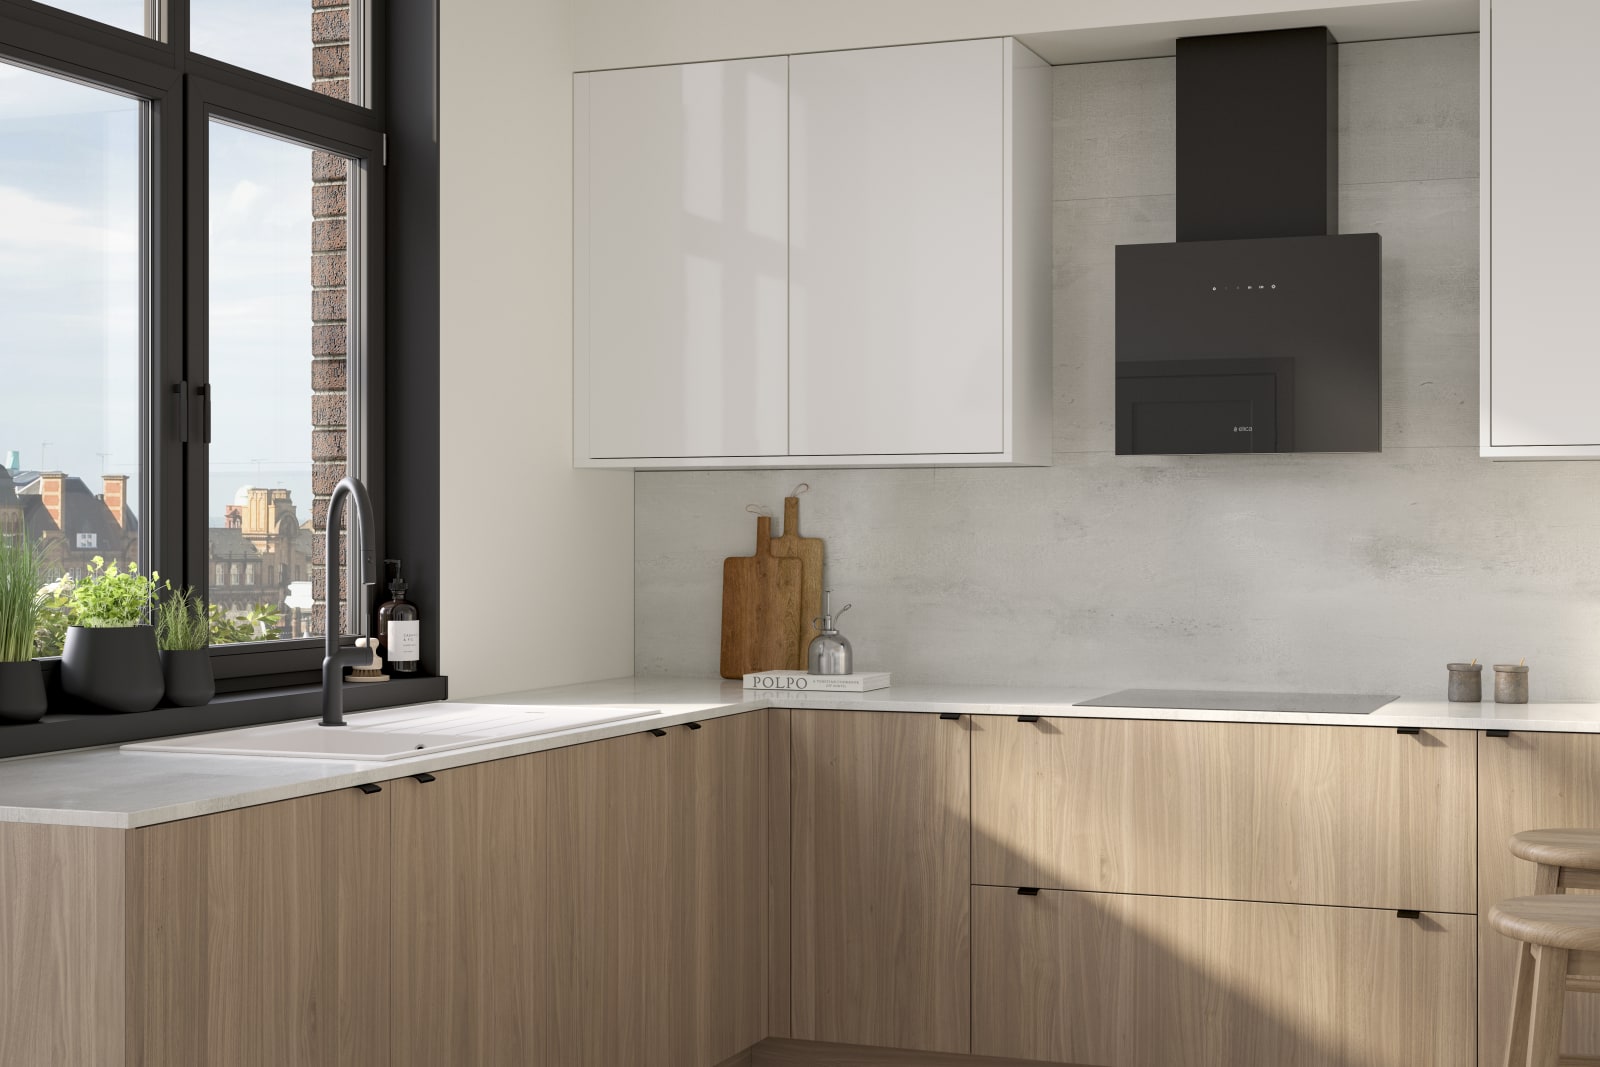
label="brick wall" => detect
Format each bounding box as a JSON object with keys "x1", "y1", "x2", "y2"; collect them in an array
[{"x1": 309, "y1": 0, "x2": 350, "y2": 634}]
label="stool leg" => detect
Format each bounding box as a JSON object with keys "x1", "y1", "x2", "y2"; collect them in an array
[
  {"x1": 1535, "y1": 862, "x2": 1560, "y2": 896},
  {"x1": 1506, "y1": 941, "x2": 1538, "y2": 1067},
  {"x1": 1525, "y1": 944, "x2": 1569, "y2": 1067}
]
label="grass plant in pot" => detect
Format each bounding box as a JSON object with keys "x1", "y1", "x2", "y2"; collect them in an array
[
  {"x1": 0, "y1": 537, "x2": 48, "y2": 723},
  {"x1": 156, "y1": 586, "x2": 214, "y2": 707},
  {"x1": 61, "y1": 556, "x2": 164, "y2": 713}
]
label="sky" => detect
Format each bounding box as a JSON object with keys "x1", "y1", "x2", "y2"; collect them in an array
[{"x1": 0, "y1": 1, "x2": 335, "y2": 530}]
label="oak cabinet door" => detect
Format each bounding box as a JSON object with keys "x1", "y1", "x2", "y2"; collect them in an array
[
  {"x1": 973, "y1": 886, "x2": 1475, "y2": 1067},
  {"x1": 545, "y1": 729, "x2": 677, "y2": 1067},
  {"x1": 972, "y1": 716, "x2": 1476, "y2": 911},
  {"x1": 791, "y1": 709, "x2": 971, "y2": 1053},
  {"x1": 128, "y1": 785, "x2": 392, "y2": 1067},
  {"x1": 389, "y1": 757, "x2": 553, "y2": 1067},
  {"x1": 1479, "y1": 730, "x2": 1600, "y2": 1066}
]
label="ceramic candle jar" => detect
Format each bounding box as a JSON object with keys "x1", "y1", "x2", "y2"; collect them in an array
[
  {"x1": 1447, "y1": 662, "x2": 1482, "y2": 703},
  {"x1": 1494, "y1": 663, "x2": 1530, "y2": 704}
]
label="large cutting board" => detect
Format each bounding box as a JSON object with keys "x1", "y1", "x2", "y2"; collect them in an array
[
  {"x1": 770, "y1": 495, "x2": 825, "y2": 669},
  {"x1": 720, "y1": 515, "x2": 803, "y2": 679}
]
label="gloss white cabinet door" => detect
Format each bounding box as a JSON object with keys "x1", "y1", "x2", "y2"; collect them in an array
[
  {"x1": 575, "y1": 58, "x2": 789, "y2": 461},
  {"x1": 1482, "y1": 0, "x2": 1600, "y2": 456},
  {"x1": 789, "y1": 39, "x2": 1048, "y2": 460}
]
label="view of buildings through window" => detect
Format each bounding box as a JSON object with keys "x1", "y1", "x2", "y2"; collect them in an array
[{"x1": 0, "y1": 0, "x2": 353, "y2": 646}]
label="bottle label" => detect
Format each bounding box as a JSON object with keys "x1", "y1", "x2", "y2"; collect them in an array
[{"x1": 387, "y1": 621, "x2": 421, "y2": 662}]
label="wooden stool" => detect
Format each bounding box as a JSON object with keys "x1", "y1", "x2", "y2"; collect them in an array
[
  {"x1": 1512, "y1": 829, "x2": 1600, "y2": 895},
  {"x1": 1490, "y1": 895, "x2": 1600, "y2": 1067}
]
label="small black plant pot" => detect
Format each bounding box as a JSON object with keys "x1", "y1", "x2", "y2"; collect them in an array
[
  {"x1": 0, "y1": 660, "x2": 48, "y2": 724},
  {"x1": 61, "y1": 625, "x2": 165, "y2": 713},
  {"x1": 160, "y1": 648, "x2": 215, "y2": 708}
]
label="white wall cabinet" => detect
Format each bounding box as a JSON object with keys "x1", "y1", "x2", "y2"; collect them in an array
[
  {"x1": 575, "y1": 57, "x2": 791, "y2": 461},
  {"x1": 1481, "y1": 0, "x2": 1600, "y2": 457},
  {"x1": 574, "y1": 39, "x2": 1051, "y2": 469}
]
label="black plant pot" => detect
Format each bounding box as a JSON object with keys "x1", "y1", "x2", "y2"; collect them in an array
[
  {"x1": 160, "y1": 648, "x2": 215, "y2": 708},
  {"x1": 0, "y1": 660, "x2": 48, "y2": 724},
  {"x1": 61, "y1": 625, "x2": 165, "y2": 713}
]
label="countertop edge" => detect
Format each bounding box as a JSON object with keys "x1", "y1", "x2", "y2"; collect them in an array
[{"x1": 7, "y1": 677, "x2": 1600, "y2": 829}]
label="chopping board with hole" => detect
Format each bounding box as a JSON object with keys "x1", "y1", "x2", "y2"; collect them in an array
[
  {"x1": 770, "y1": 495, "x2": 825, "y2": 669},
  {"x1": 720, "y1": 515, "x2": 803, "y2": 678}
]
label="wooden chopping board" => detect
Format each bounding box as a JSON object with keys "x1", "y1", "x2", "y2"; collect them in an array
[
  {"x1": 770, "y1": 495, "x2": 825, "y2": 670},
  {"x1": 720, "y1": 515, "x2": 803, "y2": 679}
]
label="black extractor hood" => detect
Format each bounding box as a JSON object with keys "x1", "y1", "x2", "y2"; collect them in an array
[{"x1": 1115, "y1": 27, "x2": 1381, "y2": 455}]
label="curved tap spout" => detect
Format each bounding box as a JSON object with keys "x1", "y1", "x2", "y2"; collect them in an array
[{"x1": 321, "y1": 476, "x2": 376, "y2": 727}]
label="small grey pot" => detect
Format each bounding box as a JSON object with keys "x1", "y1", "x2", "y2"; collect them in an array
[
  {"x1": 0, "y1": 660, "x2": 48, "y2": 723},
  {"x1": 160, "y1": 648, "x2": 215, "y2": 708}
]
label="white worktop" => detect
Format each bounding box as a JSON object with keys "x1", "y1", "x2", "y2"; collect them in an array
[{"x1": 5, "y1": 675, "x2": 1600, "y2": 829}]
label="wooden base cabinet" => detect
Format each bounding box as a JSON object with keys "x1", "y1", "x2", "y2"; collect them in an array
[
  {"x1": 1478, "y1": 730, "x2": 1600, "y2": 1066},
  {"x1": 791, "y1": 710, "x2": 972, "y2": 1054},
  {"x1": 972, "y1": 886, "x2": 1475, "y2": 1067}
]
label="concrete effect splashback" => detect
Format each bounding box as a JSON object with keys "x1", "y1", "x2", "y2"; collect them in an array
[{"x1": 635, "y1": 35, "x2": 1600, "y2": 700}]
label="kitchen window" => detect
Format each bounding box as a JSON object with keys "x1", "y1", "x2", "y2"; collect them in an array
[{"x1": 0, "y1": 0, "x2": 439, "y2": 718}]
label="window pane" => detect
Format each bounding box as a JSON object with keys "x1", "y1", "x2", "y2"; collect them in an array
[
  {"x1": 193, "y1": 0, "x2": 359, "y2": 104},
  {"x1": 208, "y1": 120, "x2": 353, "y2": 642},
  {"x1": 0, "y1": 62, "x2": 144, "y2": 653},
  {"x1": 40, "y1": 0, "x2": 149, "y2": 37}
]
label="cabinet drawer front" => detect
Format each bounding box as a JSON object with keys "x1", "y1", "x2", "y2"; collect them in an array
[
  {"x1": 973, "y1": 886, "x2": 1475, "y2": 1067},
  {"x1": 972, "y1": 717, "x2": 1475, "y2": 911}
]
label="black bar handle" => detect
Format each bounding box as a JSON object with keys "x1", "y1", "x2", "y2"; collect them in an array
[
  {"x1": 357, "y1": 782, "x2": 382, "y2": 795},
  {"x1": 1017, "y1": 886, "x2": 1041, "y2": 896},
  {"x1": 1396, "y1": 726, "x2": 1421, "y2": 735},
  {"x1": 199, "y1": 383, "x2": 212, "y2": 444},
  {"x1": 649, "y1": 728, "x2": 667, "y2": 738},
  {"x1": 1018, "y1": 715, "x2": 1041, "y2": 724},
  {"x1": 412, "y1": 773, "x2": 436, "y2": 783},
  {"x1": 1487, "y1": 729, "x2": 1511, "y2": 738},
  {"x1": 938, "y1": 712, "x2": 960, "y2": 721},
  {"x1": 1396, "y1": 909, "x2": 1421, "y2": 919},
  {"x1": 685, "y1": 721, "x2": 702, "y2": 731}
]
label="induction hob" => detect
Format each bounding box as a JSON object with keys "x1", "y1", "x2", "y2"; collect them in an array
[{"x1": 1074, "y1": 689, "x2": 1399, "y2": 716}]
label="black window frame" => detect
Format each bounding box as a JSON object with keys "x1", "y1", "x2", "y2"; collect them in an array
[{"x1": 0, "y1": 0, "x2": 443, "y2": 742}]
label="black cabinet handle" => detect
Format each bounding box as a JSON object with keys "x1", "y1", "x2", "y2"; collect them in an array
[
  {"x1": 357, "y1": 783, "x2": 382, "y2": 795},
  {"x1": 412, "y1": 773, "x2": 436, "y2": 783},
  {"x1": 938, "y1": 712, "x2": 960, "y2": 721},
  {"x1": 1396, "y1": 726, "x2": 1421, "y2": 735},
  {"x1": 685, "y1": 721, "x2": 702, "y2": 731},
  {"x1": 1396, "y1": 909, "x2": 1421, "y2": 919},
  {"x1": 1018, "y1": 715, "x2": 1041, "y2": 724},
  {"x1": 1017, "y1": 886, "x2": 1041, "y2": 896},
  {"x1": 1487, "y1": 729, "x2": 1511, "y2": 738},
  {"x1": 649, "y1": 728, "x2": 667, "y2": 738}
]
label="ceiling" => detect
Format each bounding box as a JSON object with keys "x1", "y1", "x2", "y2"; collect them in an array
[{"x1": 1018, "y1": 0, "x2": 1477, "y2": 64}]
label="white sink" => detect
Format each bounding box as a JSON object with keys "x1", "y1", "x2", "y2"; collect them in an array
[{"x1": 123, "y1": 703, "x2": 663, "y2": 761}]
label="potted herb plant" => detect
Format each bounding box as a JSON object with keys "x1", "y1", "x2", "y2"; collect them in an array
[
  {"x1": 60, "y1": 556, "x2": 164, "y2": 713},
  {"x1": 0, "y1": 537, "x2": 47, "y2": 723},
  {"x1": 155, "y1": 586, "x2": 214, "y2": 707}
]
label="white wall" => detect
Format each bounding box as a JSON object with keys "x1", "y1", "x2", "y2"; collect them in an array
[{"x1": 439, "y1": 0, "x2": 634, "y2": 697}]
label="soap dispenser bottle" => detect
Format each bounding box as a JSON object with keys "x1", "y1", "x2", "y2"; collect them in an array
[
  {"x1": 807, "y1": 591, "x2": 853, "y2": 676},
  {"x1": 376, "y1": 559, "x2": 420, "y2": 674}
]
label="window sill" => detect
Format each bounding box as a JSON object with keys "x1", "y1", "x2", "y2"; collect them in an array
[{"x1": 0, "y1": 671, "x2": 449, "y2": 760}]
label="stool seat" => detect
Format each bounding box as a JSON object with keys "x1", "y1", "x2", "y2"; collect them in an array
[
  {"x1": 1490, "y1": 895, "x2": 1600, "y2": 952},
  {"x1": 1511, "y1": 829, "x2": 1600, "y2": 872}
]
